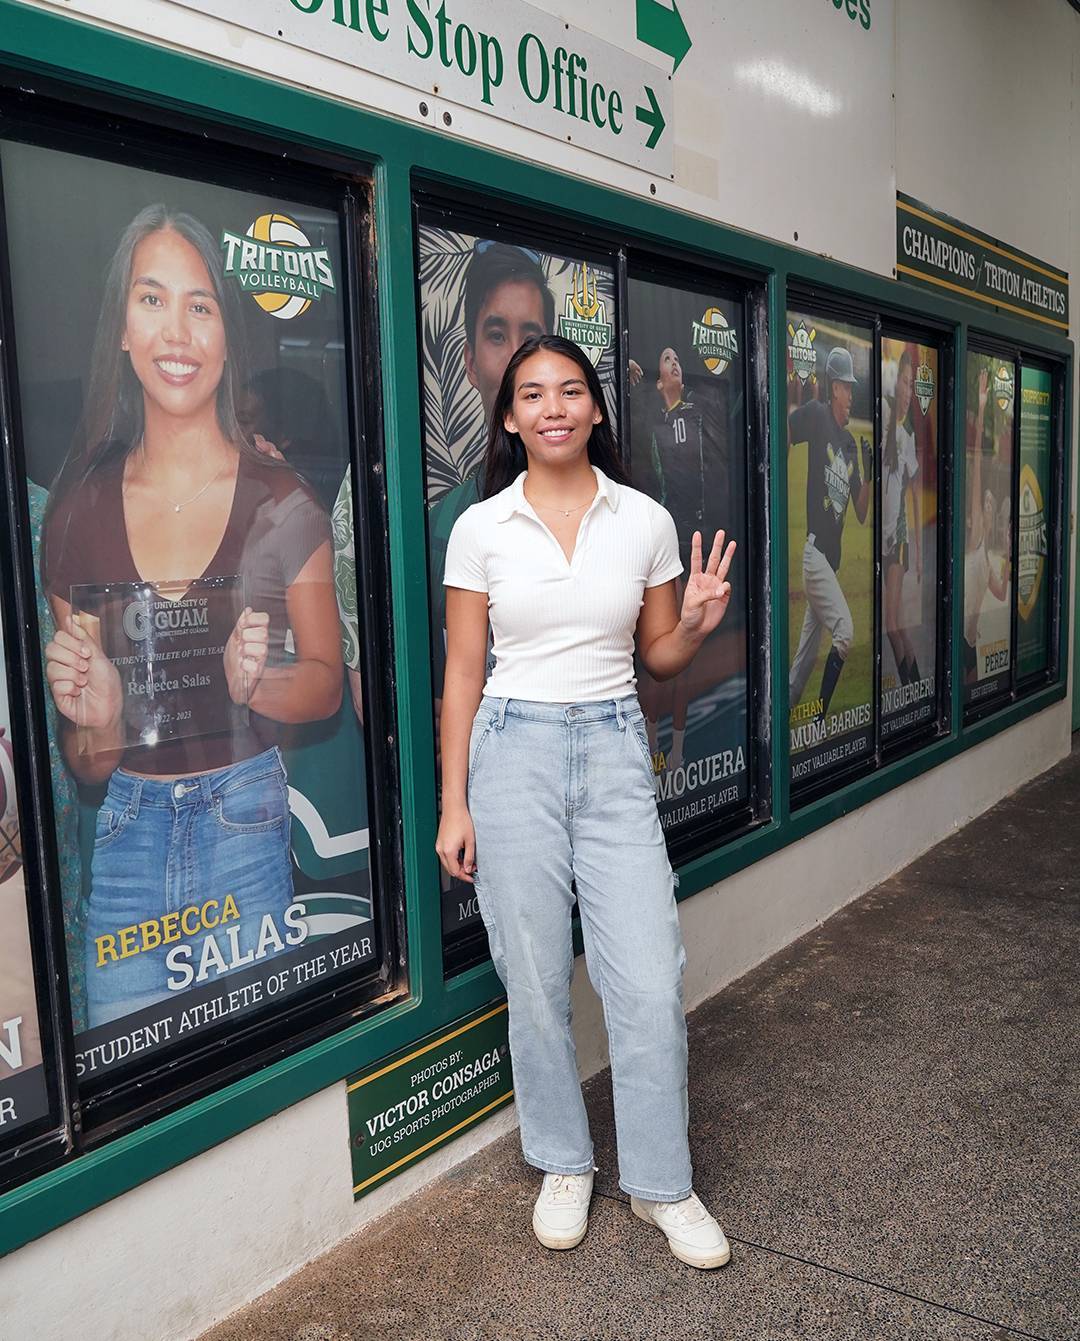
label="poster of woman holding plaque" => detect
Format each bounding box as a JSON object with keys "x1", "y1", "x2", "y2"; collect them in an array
[
  {"x1": 41, "y1": 205, "x2": 342, "y2": 1027},
  {"x1": 963, "y1": 356, "x2": 1013, "y2": 705},
  {"x1": 880, "y1": 339, "x2": 938, "y2": 739}
]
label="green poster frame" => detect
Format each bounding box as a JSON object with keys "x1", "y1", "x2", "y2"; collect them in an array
[{"x1": 0, "y1": 0, "x2": 1072, "y2": 1257}]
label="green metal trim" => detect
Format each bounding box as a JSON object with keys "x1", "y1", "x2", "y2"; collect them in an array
[
  {"x1": 0, "y1": 0, "x2": 1072, "y2": 1258},
  {"x1": 768, "y1": 268, "x2": 792, "y2": 828},
  {"x1": 1056, "y1": 360, "x2": 1074, "y2": 706},
  {"x1": 951, "y1": 326, "x2": 969, "y2": 738}
]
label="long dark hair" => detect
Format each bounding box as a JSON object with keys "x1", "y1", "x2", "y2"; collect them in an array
[
  {"x1": 48, "y1": 203, "x2": 263, "y2": 512},
  {"x1": 885, "y1": 348, "x2": 914, "y2": 475},
  {"x1": 480, "y1": 335, "x2": 630, "y2": 499}
]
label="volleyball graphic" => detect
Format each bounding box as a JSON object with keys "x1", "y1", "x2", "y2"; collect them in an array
[
  {"x1": 246, "y1": 213, "x2": 313, "y2": 321},
  {"x1": 992, "y1": 362, "x2": 1015, "y2": 413},
  {"x1": 0, "y1": 728, "x2": 22, "y2": 886},
  {"x1": 693, "y1": 306, "x2": 739, "y2": 376}
]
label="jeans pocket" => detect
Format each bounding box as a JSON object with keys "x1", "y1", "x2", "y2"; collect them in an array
[
  {"x1": 627, "y1": 713, "x2": 656, "y2": 780},
  {"x1": 93, "y1": 804, "x2": 130, "y2": 850},
  {"x1": 467, "y1": 716, "x2": 495, "y2": 786},
  {"x1": 214, "y1": 773, "x2": 289, "y2": 833}
]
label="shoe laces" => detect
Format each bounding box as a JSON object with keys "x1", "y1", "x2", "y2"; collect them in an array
[
  {"x1": 543, "y1": 1173, "x2": 590, "y2": 1206},
  {"x1": 655, "y1": 1192, "x2": 707, "y2": 1226}
]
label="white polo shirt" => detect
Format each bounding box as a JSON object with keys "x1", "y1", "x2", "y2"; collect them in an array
[{"x1": 443, "y1": 466, "x2": 683, "y2": 702}]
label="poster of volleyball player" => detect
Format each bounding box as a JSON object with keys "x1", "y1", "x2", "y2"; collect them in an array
[
  {"x1": 1, "y1": 139, "x2": 377, "y2": 1082},
  {"x1": 418, "y1": 226, "x2": 617, "y2": 937},
  {"x1": 880, "y1": 338, "x2": 939, "y2": 740},
  {"x1": 626, "y1": 279, "x2": 748, "y2": 834},
  {"x1": 0, "y1": 612, "x2": 49, "y2": 1138},
  {"x1": 786, "y1": 313, "x2": 874, "y2": 785},
  {"x1": 963, "y1": 352, "x2": 1014, "y2": 709}
]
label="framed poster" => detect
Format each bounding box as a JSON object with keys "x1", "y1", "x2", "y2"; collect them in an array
[
  {"x1": 627, "y1": 272, "x2": 749, "y2": 836},
  {"x1": 0, "y1": 608, "x2": 49, "y2": 1141},
  {"x1": 417, "y1": 214, "x2": 617, "y2": 948},
  {"x1": 880, "y1": 336, "x2": 940, "y2": 741},
  {"x1": 962, "y1": 351, "x2": 1014, "y2": 710},
  {"x1": 1, "y1": 135, "x2": 382, "y2": 1094},
  {"x1": 786, "y1": 310, "x2": 875, "y2": 786},
  {"x1": 1017, "y1": 365, "x2": 1053, "y2": 682}
]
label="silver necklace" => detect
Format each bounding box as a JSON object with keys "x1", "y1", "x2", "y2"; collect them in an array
[{"x1": 139, "y1": 443, "x2": 230, "y2": 513}]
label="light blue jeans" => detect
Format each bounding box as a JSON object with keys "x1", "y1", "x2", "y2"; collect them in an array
[{"x1": 468, "y1": 695, "x2": 692, "y2": 1202}]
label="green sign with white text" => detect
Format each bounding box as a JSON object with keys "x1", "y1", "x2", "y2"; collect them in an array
[
  {"x1": 897, "y1": 193, "x2": 1068, "y2": 332},
  {"x1": 347, "y1": 1001, "x2": 512, "y2": 1199}
]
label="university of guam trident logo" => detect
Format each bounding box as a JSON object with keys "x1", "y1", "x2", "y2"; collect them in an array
[{"x1": 557, "y1": 261, "x2": 613, "y2": 367}]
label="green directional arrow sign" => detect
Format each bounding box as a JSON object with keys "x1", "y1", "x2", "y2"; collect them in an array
[
  {"x1": 636, "y1": 84, "x2": 666, "y2": 150},
  {"x1": 636, "y1": 0, "x2": 692, "y2": 73}
]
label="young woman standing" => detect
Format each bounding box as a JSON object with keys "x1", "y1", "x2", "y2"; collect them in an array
[{"x1": 436, "y1": 334, "x2": 735, "y2": 1268}]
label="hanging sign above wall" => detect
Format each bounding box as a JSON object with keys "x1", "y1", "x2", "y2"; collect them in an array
[
  {"x1": 896, "y1": 192, "x2": 1068, "y2": 332},
  {"x1": 169, "y1": 0, "x2": 676, "y2": 176}
]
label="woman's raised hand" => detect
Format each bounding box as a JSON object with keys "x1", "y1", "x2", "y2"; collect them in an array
[
  {"x1": 436, "y1": 804, "x2": 477, "y2": 885},
  {"x1": 224, "y1": 606, "x2": 270, "y2": 705},
  {"x1": 45, "y1": 614, "x2": 123, "y2": 729},
  {"x1": 679, "y1": 530, "x2": 737, "y2": 639}
]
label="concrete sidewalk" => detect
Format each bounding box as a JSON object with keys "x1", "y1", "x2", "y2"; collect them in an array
[{"x1": 200, "y1": 748, "x2": 1080, "y2": 1341}]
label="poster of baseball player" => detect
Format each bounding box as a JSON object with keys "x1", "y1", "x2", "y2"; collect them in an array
[
  {"x1": 0, "y1": 609, "x2": 49, "y2": 1140},
  {"x1": 627, "y1": 277, "x2": 748, "y2": 834},
  {"x1": 963, "y1": 352, "x2": 1014, "y2": 709},
  {"x1": 786, "y1": 311, "x2": 874, "y2": 785},
  {"x1": 880, "y1": 337, "x2": 939, "y2": 741},
  {"x1": 418, "y1": 225, "x2": 617, "y2": 938}
]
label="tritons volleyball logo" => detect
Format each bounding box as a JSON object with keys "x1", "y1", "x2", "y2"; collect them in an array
[
  {"x1": 915, "y1": 362, "x2": 935, "y2": 414},
  {"x1": 1017, "y1": 463, "x2": 1047, "y2": 621},
  {"x1": 692, "y1": 307, "x2": 739, "y2": 376},
  {"x1": 992, "y1": 362, "x2": 1015, "y2": 412},
  {"x1": 557, "y1": 262, "x2": 612, "y2": 366},
  {"x1": 221, "y1": 213, "x2": 336, "y2": 321},
  {"x1": 787, "y1": 320, "x2": 817, "y2": 384}
]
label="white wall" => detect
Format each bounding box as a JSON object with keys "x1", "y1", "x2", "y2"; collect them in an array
[
  {"x1": 896, "y1": 0, "x2": 1075, "y2": 279},
  {"x1": 896, "y1": 0, "x2": 1080, "y2": 706},
  {"x1": 1, "y1": 3, "x2": 1078, "y2": 1339}
]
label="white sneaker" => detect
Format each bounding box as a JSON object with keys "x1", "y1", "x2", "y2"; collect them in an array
[
  {"x1": 532, "y1": 1169, "x2": 595, "y2": 1250},
  {"x1": 630, "y1": 1190, "x2": 731, "y2": 1268}
]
